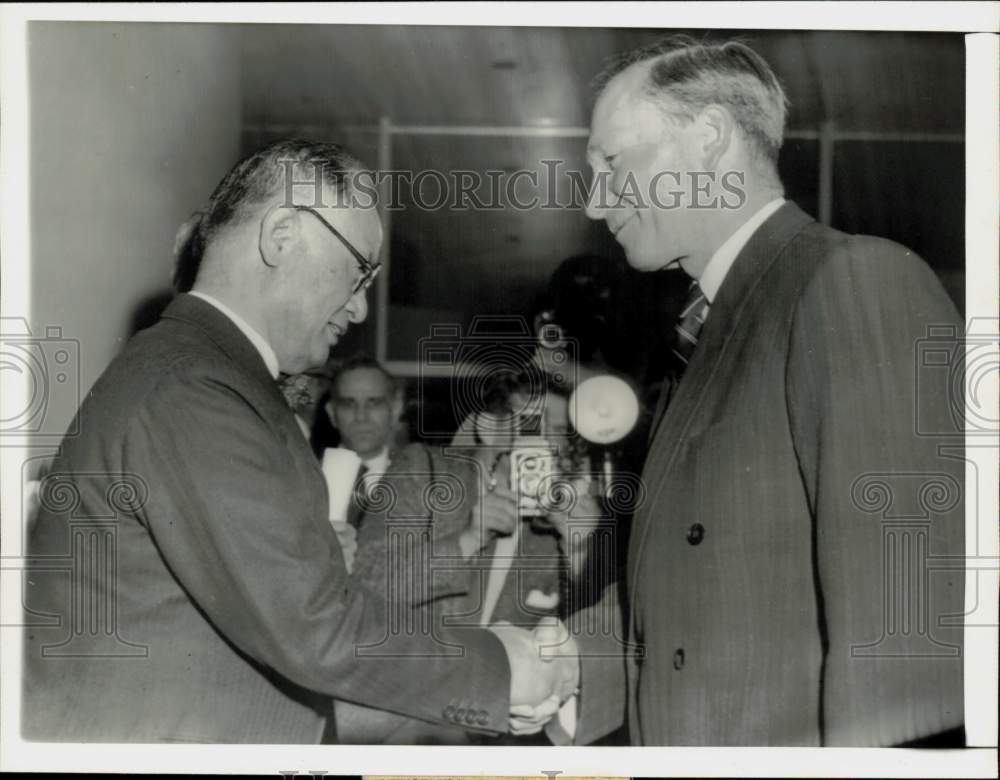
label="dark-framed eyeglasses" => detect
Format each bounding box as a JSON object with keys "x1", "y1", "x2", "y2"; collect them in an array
[{"x1": 292, "y1": 205, "x2": 381, "y2": 294}]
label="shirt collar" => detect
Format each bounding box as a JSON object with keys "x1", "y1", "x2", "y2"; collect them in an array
[
  {"x1": 698, "y1": 197, "x2": 785, "y2": 304},
  {"x1": 189, "y1": 290, "x2": 280, "y2": 379}
]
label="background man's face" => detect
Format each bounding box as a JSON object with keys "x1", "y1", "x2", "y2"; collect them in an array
[
  {"x1": 330, "y1": 367, "x2": 399, "y2": 459},
  {"x1": 586, "y1": 65, "x2": 700, "y2": 273}
]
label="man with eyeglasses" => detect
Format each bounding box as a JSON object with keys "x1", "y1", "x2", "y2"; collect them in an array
[{"x1": 23, "y1": 139, "x2": 576, "y2": 744}]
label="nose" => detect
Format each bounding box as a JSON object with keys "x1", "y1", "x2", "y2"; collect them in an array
[
  {"x1": 346, "y1": 288, "x2": 368, "y2": 324},
  {"x1": 584, "y1": 170, "x2": 609, "y2": 222}
]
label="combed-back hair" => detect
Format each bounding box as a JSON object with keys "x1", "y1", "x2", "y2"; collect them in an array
[
  {"x1": 594, "y1": 35, "x2": 789, "y2": 165},
  {"x1": 174, "y1": 138, "x2": 365, "y2": 291}
]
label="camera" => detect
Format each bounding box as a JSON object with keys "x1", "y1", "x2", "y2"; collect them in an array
[
  {"x1": 1, "y1": 318, "x2": 80, "y2": 440},
  {"x1": 416, "y1": 316, "x2": 578, "y2": 440},
  {"x1": 509, "y1": 436, "x2": 560, "y2": 517}
]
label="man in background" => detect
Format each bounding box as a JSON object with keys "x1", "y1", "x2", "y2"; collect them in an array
[
  {"x1": 578, "y1": 37, "x2": 965, "y2": 746},
  {"x1": 22, "y1": 139, "x2": 575, "y2": 743},
  {"x1": 322, "y1": 354, "x2": 404, "y2": 476}
]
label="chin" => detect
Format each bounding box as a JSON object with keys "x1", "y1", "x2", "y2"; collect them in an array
[{"x1": 623, "y1": 241, "x2": 675, "y2": 272}]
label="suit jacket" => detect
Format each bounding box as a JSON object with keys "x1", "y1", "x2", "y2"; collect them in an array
[
  {"x1": 625, "y1": 202, "x2": 964, "y2": 745},
  {"x1": 337, "y1": 443, "x2": 559, "y2": 742},
  {"x1": 333, "y1": 443, "x2": 484, "y2": 744},
  {"x1": 22, "y1": 294, "x2": 509, "y2": 743},
  {"x1": 341, "y1": 442, "x2": 624, "y2": 745}
]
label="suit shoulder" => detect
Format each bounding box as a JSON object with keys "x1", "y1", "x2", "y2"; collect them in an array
[
  {"x1": 390, "y1": 442, "x2": 432, "y2": 470},
  {"x1": 85, "y1": 321, "x2": 250, "y2": 427},
  {"x1": 129, "y1": 319, "x2": 254, "y2": 387},
  {"x1": 797, "y1": 223, "x2": 936, "y2": 283},
  {"x1": 788, "y1": 225, "x2": 959, "y2": 331},
  {"x1": 785, "y1": 223, "x2": 953, "y2": 316}
]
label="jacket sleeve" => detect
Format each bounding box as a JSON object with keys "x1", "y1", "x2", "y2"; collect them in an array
[
  {"x1": 786, "y1": 238, "x2": 965, "y2": 746},
  {"x1": 124, "y1": 360, "x2": 510, "y2": 733},
  {"x1": 426, "y1": 449, "x2": 480, "y2": 604},
  {"x1": 351, "y1": 444, "x2": 475, "y2": 608}
]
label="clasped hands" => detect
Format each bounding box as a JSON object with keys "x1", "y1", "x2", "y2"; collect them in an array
[{"x1": 489, "y1": 617, "x2": 579, "y2": 735}]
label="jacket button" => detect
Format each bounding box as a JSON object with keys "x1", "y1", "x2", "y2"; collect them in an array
[
  {"x1": 686, "y1": 523, "x2": 705, "y2": 545},
  {"x1": 477, "y1": 710, "x2": 489, "y2": 726},
  {"x1": 454, "y1": 707, "x2": 465, "y2": 722},
  {"x1": 673, "y1": 648, "x2": 685, "y2": 670},
  {"x1": 443, "y1": 704, "x2": 455, "y2": 718},
  {"x1": 465, "y1": 709, "x2": 478, "y2": 725}
]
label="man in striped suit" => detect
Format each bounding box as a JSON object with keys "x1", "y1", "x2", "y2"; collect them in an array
[{"x1": 575, "y1": 36, "x2": 964, "y2": 746}]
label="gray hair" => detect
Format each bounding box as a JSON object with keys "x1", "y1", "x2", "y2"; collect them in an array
[
  {"x1": 179, "y1": 138, "x2": 365, "y2": 289},
  {"x1": 595, "y1": 35, "x2": 788, "y2": 166}
]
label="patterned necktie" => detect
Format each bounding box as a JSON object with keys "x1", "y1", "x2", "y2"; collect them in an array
[
  {"x1": 649, "y1": 280, "x2": 710, "y2": 442},
  {"x1": 346, "y1": 464, "x2": 370, "y2": 530},
  {"x1": 671, "y1": 280, "x2": 710, "y2": 368}
]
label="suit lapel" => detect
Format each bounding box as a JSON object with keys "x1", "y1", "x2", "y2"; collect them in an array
[
  {"x1": 629, "y1": 202, "x2": 815, "y2": 589},
  {"x1": 161, "y1": 294, "x2": 278, "y2": 390},
  {"x1": 160, "y1": 294, "x2": 323, "y2": 481}
]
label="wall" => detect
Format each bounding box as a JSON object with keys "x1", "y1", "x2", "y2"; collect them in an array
[{"x1": 29, "y1": 22, "x2": 242, "y2": 438}]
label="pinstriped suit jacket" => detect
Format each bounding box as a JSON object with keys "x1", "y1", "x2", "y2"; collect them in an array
[
  {"x1": 625, "y1": 202, "x2": 964, "y2": 745},
  {"x1": 22, "y1": 294, "x2": 509, "y2": 743}
]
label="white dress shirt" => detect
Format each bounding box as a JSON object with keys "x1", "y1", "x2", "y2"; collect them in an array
[
  {"x1": 188, "y1": 290, "x2": 280, "y2": 379},
  {"x1": 698, "y1": 197, "x2": 785, "y2": 303}
]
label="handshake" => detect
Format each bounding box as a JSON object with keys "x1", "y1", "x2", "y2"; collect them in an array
[{"x1": 490, "y1": 617, "x2": 580, "y2": 736}]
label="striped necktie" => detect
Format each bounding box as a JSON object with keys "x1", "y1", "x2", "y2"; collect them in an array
[
  {"x1": 671, "y1": 280, "x2": 709, "y2": 368},
  {"x1": 649, "y1": 280, "x2": 710, "y2": 442}
]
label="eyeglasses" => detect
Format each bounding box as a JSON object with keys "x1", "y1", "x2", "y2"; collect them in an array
[{"x1": 292, "y1": 206, "x2": 381, "y2": 294}]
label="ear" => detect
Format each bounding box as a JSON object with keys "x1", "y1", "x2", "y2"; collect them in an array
[
  {"x1": 259, "y1": 204, "x2": 302, "y2": 268},
  {"x1": 390, "y1": 389, "x2": 404, "y2": 421},
  {"x1": 324, "y1": 398, "x2": 339, "y2": 430},
  {"x1": 696, "y1": 105, "x2": 735, "y2": 171}
]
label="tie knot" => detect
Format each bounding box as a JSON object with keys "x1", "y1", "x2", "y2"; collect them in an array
[{"x1": 672, "y1": 280, "x2": 710, "y2": 367}]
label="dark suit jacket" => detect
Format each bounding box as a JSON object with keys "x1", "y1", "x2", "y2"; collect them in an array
[
  {"x1": 22, "y1": 294, "x2": 509, "y2": 743},
  {"x1": 625, "y1": 202, "x2": 964, "y2": 745}
]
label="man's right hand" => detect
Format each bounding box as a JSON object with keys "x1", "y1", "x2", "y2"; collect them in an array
[
  {"x1": 459, "y1": 452, "x2": 518, "y2": 558},
  {"x1": 488, "y1": 620, "x2": 578, "y2": 711},
  {"x1": 508, "y1": 617, "x2": 580, "y2": 735}
]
